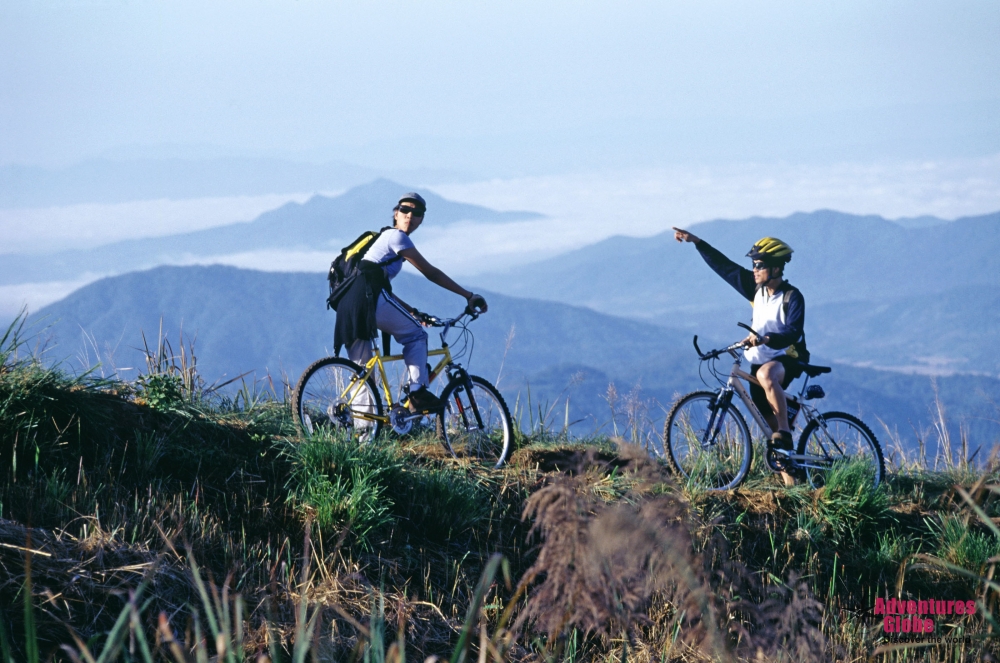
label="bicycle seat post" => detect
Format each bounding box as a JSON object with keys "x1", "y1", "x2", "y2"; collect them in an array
[{"x1": 796, "y1": 372, "x2": 810, "y2": 400}]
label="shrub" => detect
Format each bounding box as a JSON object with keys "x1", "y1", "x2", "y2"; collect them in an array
[
  {"x1": 283, "y1": 433, "x2": 398, "y2": 545},
  {"x1": 283, "y1": 432, "x2": 493, "y2": 548},
  {"x1": 805, "y1": 456, "x2": 890, "y2": 543},
  {"x1": 928, "y1": 513, "x2": 1000, "y2": 575}
]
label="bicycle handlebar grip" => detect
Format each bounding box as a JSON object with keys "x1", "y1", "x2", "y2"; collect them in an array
[
  {"x1": 464, "y1": 305, "x2": 481, "y2": 319},
  {"x1": 737, "y1": 322, "x2": 760, "y2": 339},
  {"x1": 693, "y1": 335, "x2": 705, "y2": 358}
]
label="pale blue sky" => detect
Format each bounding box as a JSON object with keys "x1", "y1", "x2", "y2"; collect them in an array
[{"x1": 2, "y1": 0, "x2": 998, "y2": 172}]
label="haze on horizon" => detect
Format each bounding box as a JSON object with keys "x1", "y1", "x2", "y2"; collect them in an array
[{"x1": 1, "y1": 0, "x2": 999, "y2": 319}]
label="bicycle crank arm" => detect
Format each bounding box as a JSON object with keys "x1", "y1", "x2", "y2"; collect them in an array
[
  {"x1": 771, "y1": 450, "x2": 821, "y2": 465},
  {"x1": 787, "y1": 454, "x2": 835, "y2": 468}
]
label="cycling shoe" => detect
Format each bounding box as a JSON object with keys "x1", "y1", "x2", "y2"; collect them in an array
[{"x1": 406, "y1": 386, "x2": 445, "y2": 413}]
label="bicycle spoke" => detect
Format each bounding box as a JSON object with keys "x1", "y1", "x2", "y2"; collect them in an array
[
  {"x1": 797, "y1": 412, "x2": 885, "y2": 489},
  {"x1": 664, "y1": 391, "x2": 752, "y2": 491},
  {"x1": 438, "y1": 376, "x2": 513, "y2": 467},
  {"x1": 293, "y1": 358, "x2": 382, "y2": 442}
]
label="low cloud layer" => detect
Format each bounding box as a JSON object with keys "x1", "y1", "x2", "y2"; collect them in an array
[
  {"x1": 3, "y1": 155, "x2": 999, "y2": 320},
  {"x1": 0, "y1": 191, "x2": 319, "y2": 254},
  {"x1": 434, "y1": 154, "x2": 1000, "y2": 241}
]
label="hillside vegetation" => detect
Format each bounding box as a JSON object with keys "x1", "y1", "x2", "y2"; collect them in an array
[{"x1": 2, "y1": 317, "x2": 1000, "y2": 662}]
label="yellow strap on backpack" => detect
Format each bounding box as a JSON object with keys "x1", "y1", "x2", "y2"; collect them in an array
[{"x1": 344, "y1": 235, "x2": 376, "y2": 261}]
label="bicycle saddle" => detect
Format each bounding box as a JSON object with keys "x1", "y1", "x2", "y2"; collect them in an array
[{"x1": 800, "y1": 363, "x2": 832, "y2": 377}]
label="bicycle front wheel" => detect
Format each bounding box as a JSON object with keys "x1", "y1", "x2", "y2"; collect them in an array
[
  {"x1": 438, "y1": 375, "x2": 513, "y2": 468},
  {"x1": 663, "y1": 390, "x2": 752, "y2": 491},
  {"x1": 292, "y1": 357, "x2": 383, "y2": 442},
  {"x1": 797, "y1": 411, "x2": 885, "y2": 489}
]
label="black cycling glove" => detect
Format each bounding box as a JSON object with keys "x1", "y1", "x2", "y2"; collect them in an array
[{"x1": 466, "y1": 294, "x2": 486, "y2": 314}]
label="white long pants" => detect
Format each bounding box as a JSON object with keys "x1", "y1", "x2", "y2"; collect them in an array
[{"x1": 347, "y1": 292, "x2": 428, "y2": 390}]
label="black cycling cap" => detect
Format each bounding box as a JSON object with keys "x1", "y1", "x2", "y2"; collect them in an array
[{"x1": 396, "y1": 192, "x2": 427, "y2": 211}]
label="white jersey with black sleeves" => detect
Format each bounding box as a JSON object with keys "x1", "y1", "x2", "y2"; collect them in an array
[{"x1": 745, "y1": 286, "x2": 792, "y2": 365}]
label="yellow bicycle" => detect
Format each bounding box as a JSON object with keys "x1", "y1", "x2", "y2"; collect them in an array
[{"x1": 292, "y1": 310, "x2": 513, "y2": 467}]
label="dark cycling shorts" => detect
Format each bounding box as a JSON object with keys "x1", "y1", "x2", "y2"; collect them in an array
[{"x1": 750, "y1": 355, "x2": 802, "y2": 417}]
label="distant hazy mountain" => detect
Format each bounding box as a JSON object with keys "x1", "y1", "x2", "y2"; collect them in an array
[
  {"x1": 470, "y1": 209, "x2": 1000, "y2": 375},
  {"x1": 30, "y1": 264, "x2": 1000, "y2": 448},
  {"x1": 0, "y1": 157, "x2": 378, "y2": 208},
  {"x1": 807, "y1": 285, "x2": 1000, "y2": 375},
  {"x1": 0, "y1": 179, "x2": 544, "y2": 285},
  {"x1": 892, "y1": 215, "x2": 954, "y2": 229}
]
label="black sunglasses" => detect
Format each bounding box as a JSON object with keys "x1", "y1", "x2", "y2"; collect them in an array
[
  {"x1": 752, "y1": 262, "x2": 770, "y2": 270},
  {"x1": 397, "y1": 205, "x2": 425, "y2": 216}
]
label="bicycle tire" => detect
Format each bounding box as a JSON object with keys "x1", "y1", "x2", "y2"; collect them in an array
[
  {"x1": 663, "y1": 390, "x2": 752, "y2": 491},
  {"x1": 797, "y1": 411, "x2": 885, "y2": 489},
  {"x1": 292, "y1": 357, "x2": 383, "y2": 442},
  {"x1": 437, "y1": 375, "x2": 513, "y2": 468}
]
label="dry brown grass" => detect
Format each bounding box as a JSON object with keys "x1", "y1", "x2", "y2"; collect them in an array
[{"x1": 503, "y1": 444, "x2": 835, "y2": 662}]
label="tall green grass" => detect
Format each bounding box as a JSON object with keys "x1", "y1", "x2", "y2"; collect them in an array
[{"x1": 283, "y1": 432, "x2": 494, "y2": 550}]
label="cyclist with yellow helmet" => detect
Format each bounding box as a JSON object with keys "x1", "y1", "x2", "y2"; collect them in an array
[{"x1": 673, "y1": 228, "x2": 807, "y2": 483}]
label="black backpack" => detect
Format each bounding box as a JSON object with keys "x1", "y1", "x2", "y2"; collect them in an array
[
  {"x1": 781, "y1": 285, "x2": 810, "y2": 363},
  {"x1": 326, "y1": 228, "x2": 402, "y2": 311}
]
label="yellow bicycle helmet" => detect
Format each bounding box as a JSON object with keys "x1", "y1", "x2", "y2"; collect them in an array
[{"x1": 747, "y1": 236, "x2": 793, "y2": 264}]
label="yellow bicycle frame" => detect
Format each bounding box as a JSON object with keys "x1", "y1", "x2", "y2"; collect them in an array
[{"x1": 338, "y1": 342, "x2": 453, "y2": 424}]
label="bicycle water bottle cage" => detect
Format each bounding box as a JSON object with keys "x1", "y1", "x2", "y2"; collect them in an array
[{"x1": 805, "y1": 385, "x2": 826, "y2": 400}]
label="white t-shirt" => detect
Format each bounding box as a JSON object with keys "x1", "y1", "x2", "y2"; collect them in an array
[
  {"x1": 744, "y1": 287, "x2": 790, "y2": 365},
  {"x1": 362, "y1": 228, "x2": 415, "y2": 281}
]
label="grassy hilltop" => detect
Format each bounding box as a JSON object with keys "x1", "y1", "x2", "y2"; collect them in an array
[{"x1": 2, "y1": 317, "x2": 1000, "y2": 662}]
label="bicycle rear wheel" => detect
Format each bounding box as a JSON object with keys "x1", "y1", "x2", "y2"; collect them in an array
[
  {"x1": 797, "y1": 411, "x2": 885, "y2": 489},
  {"x1": 663, "y1": 390, "x2": 752, "y2": 491},
  {"x1": 292, "y1": 357, "x2": 383, "y2": 442},
  {"x1": 437, "y1": 375, "x2": 513, "y2": 468}
]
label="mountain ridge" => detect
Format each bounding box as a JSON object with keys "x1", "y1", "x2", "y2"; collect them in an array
[
  {"x1": 468, "y1": 209, "x2": 1000, "y2": 375},
  {"x1": 471, "y1": 209, "x2": 1000, "y2": 308},
  {"x1": 0, "y1": 179, "x2": 544, "y2": 285},
  {"x1": 28, "y1": 263, "x2": 1000, "y2": 446}
]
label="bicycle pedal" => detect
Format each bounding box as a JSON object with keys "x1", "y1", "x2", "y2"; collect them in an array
[{"x1": 765, "y1": 445, "x2": 793, "y2": 472}]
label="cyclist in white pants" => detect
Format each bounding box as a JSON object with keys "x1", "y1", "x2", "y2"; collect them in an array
[{"x1": 345, "y1": 192, "x2": 487, "y2": 412}]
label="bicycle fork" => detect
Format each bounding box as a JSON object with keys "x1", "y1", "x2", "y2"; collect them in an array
[
  {"x1": 448, "y1": 366, "x2": 485, "y2": 430},
  {"x1": 701, "y1": 389, "x2": 734, "y2": 449}
]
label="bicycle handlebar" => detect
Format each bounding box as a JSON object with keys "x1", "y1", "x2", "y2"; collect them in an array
[
  {"x1": 692, "y1": 323, "x2": 757, "y2": 360},
  {"x1": 737, "y1": 322, "x2": 760, "y2": 339},
  {"x1": 419, "y1": 309, "x2": 479, "y2": 328}
]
